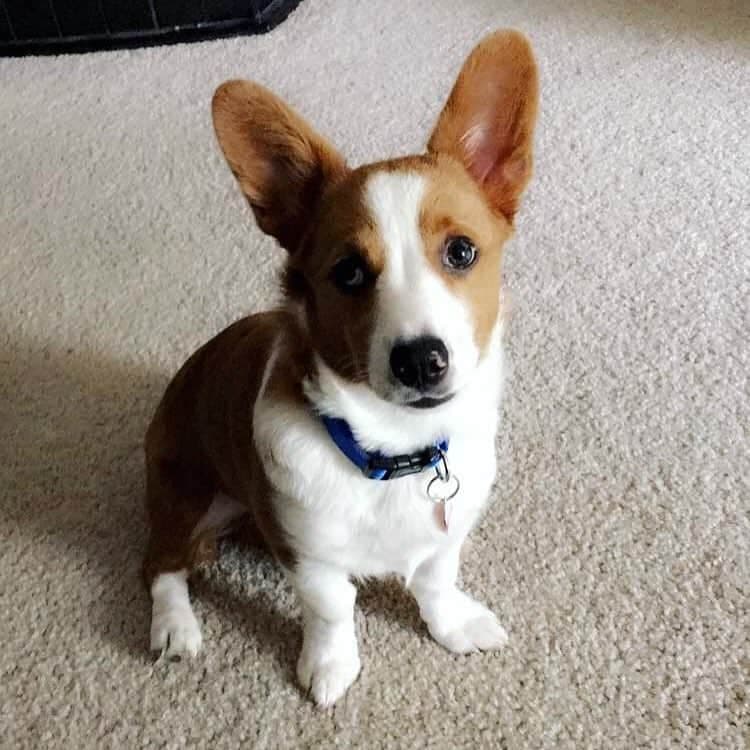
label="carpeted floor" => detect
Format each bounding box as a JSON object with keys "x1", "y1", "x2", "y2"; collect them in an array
[{"x1": 1, "y1": 1, "x2": 748, "y2": 747}]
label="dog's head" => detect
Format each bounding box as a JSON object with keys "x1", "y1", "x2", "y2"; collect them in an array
[{"x1": 212, "y1": 30, "x2": 538, "y2": 411}]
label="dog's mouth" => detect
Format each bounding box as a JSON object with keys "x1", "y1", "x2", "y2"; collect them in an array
[{"x1": 404, "y1": 393, "x2": 455, "y2": 410}]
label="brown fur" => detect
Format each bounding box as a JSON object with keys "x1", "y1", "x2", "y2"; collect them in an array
[
  {"x1": 290, "y1": 166, "x2": 382, "y2": 382},
  {"x1": 143, "y1": 312, "x2": 309, "y2": 585},
  {"x1": 212, "y1": 80, "x2": 349, "y2": 253},
  {"x1": 144, "y1": 30, "x2": 538, "y2": 593},
  {"x1": 427, "y1": 30, "x2": 538, "y2": 221}
]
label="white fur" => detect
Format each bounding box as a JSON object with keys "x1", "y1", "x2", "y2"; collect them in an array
[
  {"x1": 251, "y1": 169, "x2": 508, "y2": 706},
  {"x1": 150, "y1": 570, "x2": 202, "y2": 658},
  {"x1": 365, "y1": 171, "x2": 481, "y2": 404},
  {"x1": 292, "y1": 562, "x2": 361, "y2": 707},
  {"x1": 152, "y1": 491, "x2": 253, "y2": 659},
  {"x1": 262, "y1": 338, "x2": 502, "y2": 579},
  {"x1": 150, "y1": 495, "x2": 248, "y2": 660}
]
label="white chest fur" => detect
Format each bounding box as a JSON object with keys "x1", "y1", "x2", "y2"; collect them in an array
[{"x1": 253, "y1": 335, "x2": 504, "y2": 582}]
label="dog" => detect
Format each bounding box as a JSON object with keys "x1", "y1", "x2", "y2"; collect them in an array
[{"x1": 144, "y1": 29, "x2": 538, "y2": 707}]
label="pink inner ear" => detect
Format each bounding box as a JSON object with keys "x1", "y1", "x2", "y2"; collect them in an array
[
  {"x1": 460, "y1": 122, "x2": 496, "y2": 184},
  {"x1": 459, "y1": 113, "x2": 530, "y2": 218}
]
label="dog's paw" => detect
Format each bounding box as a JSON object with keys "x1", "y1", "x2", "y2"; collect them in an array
[
  {"x1": 150, "y1": 606, "x2": 203, "y2": 660},
  {"x1": 430, "y1": 611, "x2": 508, "y2": 654},
  {"x1": 425, "y1": 594, "x2": 508, "y2": 654},
  {"x1": 297, "y1": 648, "x2": 361, "y2": 708}
]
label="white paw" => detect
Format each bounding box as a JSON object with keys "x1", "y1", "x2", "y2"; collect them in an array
[
  {"x1": 424, "y1": 593, "x2": 509, "y2": 654},
  {"x1": 150, "y1": 606, "x2": 203, "y2": 659},
  {"x1": 297, "y1": 647, "x2": 361, "y2": 707},
  {"x1": 430, "y1": 611, "x2": 508, "y2": 654}
]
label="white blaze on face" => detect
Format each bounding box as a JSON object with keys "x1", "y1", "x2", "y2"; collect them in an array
[{"x1": 364, "y1": 170, "x2": 480, "y2": 402}]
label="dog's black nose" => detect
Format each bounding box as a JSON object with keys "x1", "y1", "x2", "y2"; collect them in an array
[{"x1": 389, "y1": 336, "x2": 450, "y2": 390}]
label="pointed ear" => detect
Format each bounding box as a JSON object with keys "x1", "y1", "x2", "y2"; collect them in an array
[
  {"x1": 212, "y1": 81, "x2": 348, "y2": 252},
  {"x1": 428, "y1": 30, "x2": 539, "y2": 221}
]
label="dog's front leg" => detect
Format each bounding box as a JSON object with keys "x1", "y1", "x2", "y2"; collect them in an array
[
  {"x1": 409, "y1": 542, "x2": 509, "y2": 654},
  {"x1": 290, "y1": 559, "x2": 360, "y2": 707}
]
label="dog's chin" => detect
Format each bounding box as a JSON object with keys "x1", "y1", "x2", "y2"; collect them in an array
[
  {"x1": 369, "y1": 382, "x2": 456, "y2": 411},
  {"x1": 403, "y1": 393, "x2": 455, "y2": 409},
  {"x1": 368, "y1": 374, "x2": 458, "y2": 411}
]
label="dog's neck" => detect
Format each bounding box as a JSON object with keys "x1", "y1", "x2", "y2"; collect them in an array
[{"x1": 304, "y1": 322, "x2": 505, "y2": 455}]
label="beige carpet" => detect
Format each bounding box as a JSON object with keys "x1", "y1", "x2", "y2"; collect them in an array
[{"x1": 1, "y1": 1, "x2": 748, "y2": 747}]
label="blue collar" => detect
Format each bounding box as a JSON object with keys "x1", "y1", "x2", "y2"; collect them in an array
[{"x1": 321, "y1": 415, "x2": 448, "y2": 480}]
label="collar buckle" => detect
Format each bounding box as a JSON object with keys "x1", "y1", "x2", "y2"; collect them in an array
[{"x1": 365, "y1": 446, "x2": 442, "y2": 480}]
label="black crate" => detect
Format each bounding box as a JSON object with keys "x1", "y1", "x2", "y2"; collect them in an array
[{"x1": 0, "y1": 0, "x2": 302, "y2": 56}]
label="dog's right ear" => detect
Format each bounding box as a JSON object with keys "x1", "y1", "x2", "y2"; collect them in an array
[{"x1": 212, "y1": 81, "x2": 348, "y2": 253}]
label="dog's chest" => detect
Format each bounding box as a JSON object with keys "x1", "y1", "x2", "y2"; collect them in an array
[{"x1": 255, "y1": 403, "x2": 498, "y2": 579}]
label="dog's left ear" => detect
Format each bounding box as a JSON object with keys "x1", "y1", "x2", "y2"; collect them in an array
[
  {"x1": 428, "y1": 30, "x2": 539, "y2": 221},
  {"x1": 212, "y1": 80, "x2": 348, "y2": 253}
]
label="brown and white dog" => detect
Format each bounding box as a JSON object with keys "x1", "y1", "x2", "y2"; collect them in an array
[{"x1": 144, "y1": 30, "x2": 538, "y2": 707}]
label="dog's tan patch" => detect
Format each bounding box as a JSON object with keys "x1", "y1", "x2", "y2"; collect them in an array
[{"x1": 418, "y1": 156, "x2": 511, "y2": 351}]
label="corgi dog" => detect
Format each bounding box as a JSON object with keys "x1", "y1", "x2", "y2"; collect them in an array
[{"x1": 144, "y1": 30, "x2": 538, "y2": 707}]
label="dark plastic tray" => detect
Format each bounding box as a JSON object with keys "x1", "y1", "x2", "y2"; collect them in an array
[{"x1": 0, "y1": 0, "x2": 302, "y2": 57}]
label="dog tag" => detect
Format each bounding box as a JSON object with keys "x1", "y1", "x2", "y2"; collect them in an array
[
  {"x1": 426, "y1": 451, "x2": 460, "y2": 533},
  {"x1": 438, "y1": 499, "x2": 453, "y2": 532}
]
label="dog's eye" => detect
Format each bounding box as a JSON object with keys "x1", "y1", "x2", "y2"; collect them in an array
[
  {"x1": 443, "y1": 236, "x2": 478, "y2": 271},
  {"x1": 330, "y1": 252, "x2": 372, "y2": 293}
]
